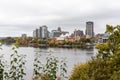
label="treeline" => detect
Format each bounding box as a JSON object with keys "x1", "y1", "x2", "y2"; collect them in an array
[
  {"x1": 69, "y1": 25, "x2": 120, "y2": 80},
  {"x1": 2, "y1": 36, "x2": 95, "y2": 48}
]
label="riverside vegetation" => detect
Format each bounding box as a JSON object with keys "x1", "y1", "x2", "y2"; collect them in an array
[
  {"x1": 0, "y1": 43, "x2": 26, "y2": 80},
  {"x1": 1, "y1": 35, "x2": 95, "y2": 48},
  {"x1": 33, "y1": 53, "x2": 67, "y2": 80},
  {"x1": 0, "y1": 43, "x2": 67, "y2": 80},
  {"x1": 69, "y1": 25, "x2": 120, "y2": 80}
]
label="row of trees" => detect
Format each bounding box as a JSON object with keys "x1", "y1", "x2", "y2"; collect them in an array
[
  {"x1": 69, "y1": 25, "x2": 120, "y2": 80},
  {"x1": 2, "y1": 36, "x2": 95, "y2": 48}
]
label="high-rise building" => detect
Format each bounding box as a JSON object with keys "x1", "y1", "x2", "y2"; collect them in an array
[
  {"x1": 33, "y1": 25, "x2": 49, "y2": 39},
  {"x1": 21, "y1": 34, "x2": 27, "y2": 38},
  {"x1": 86, "y1": 21, "x2": 94, "y2": 37},
  {"x1": 58, "y1": 27, "x2": 61, "y2": 32},
  {"x1": 70, "y1": 29, "x2": 84, "y2": 40},
  {"x1": 33, "y1": 29, "x2": 38, "y2": 38},
  {"x1": 41, "y1": 25, "x2": 49, "y2": 39},
  {"x1": 38, "y1": 27, "x2": 42, "y2": 39},
  {"x1": 74, "y1": 29, "x2": 84, "y2": 37}
]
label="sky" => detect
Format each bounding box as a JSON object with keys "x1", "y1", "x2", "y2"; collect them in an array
[{"x1": 0, "y1": 0, "x2": 120, "y2": 37}]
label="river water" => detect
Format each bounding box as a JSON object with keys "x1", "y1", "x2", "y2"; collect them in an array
[{"x1": 0, "y1": 45, "x2": 98, "y2": 80}]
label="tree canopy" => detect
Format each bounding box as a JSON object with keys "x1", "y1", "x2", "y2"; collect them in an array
[{"x1": 69, "y1": 25, "x2": 120, "y2": 80}]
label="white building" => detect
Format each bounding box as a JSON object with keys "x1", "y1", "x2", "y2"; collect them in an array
[
  {"x1": 56, "y1": 33, "x2": 70, "y2": 40},
  {"x1": 33, "y1": 29, "x2": 38, "y2": 38},
  {"x1": 97, "y1": 33, "x2": 109, "y2": 43}
]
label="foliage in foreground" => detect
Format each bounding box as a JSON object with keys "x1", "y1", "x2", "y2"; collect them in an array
[
  {"x1": 0, "y1": 44, "x2": 67, "y2": 80},
  {"x1": 33, "y1": 53, "x2": 67, "y2": 80},
  {"x1": 69, "y1": 25, "x2": 120, "y2": 80},
  {"x1": 0, "y1": 44, "x2": 26, "y2": 80}
]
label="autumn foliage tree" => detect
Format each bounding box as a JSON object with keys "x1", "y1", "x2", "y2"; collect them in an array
[{"x1": 69, "y1": 25, "x2": 120, "y2": 80}]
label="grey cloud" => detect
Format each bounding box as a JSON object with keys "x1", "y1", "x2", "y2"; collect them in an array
[{"x1": 0, "y1": 0, "x2": 120, "y2": 36}]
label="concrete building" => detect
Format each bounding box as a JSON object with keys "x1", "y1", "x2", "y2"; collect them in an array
[
  {"x1": 74, "y1": 29, "x2": 84, "y2": 37},
  {"x1": 96, "y1": 33, "x2": 109, "y2": 43},
  {"x1": 70, "y1": 29, "x2": 84, "y2": 41},
  {"x1": 41, "y1": 25, "x2": 49, "y2": 39},
  {"x1": 38, "y1": 27, "x2": 42, "y2": 39},
  {"x1": 86, "y1": 21, "x2": 94, "y2": 38},
  {"x1": 21, "y1": 34, "x2": 27, "y2": 38},
  {"x1": 50, "y1": 27, "x2": 69, "y2": 38},
  {"x1": 58, "y1": 27, "x2": 61, "y2": 32},
  {"x1": 33, "y1": 29, "x2": 39, "y2": 38},
  {"x1": 33, "y1": 25, "x2": 49, "y2": 39}
]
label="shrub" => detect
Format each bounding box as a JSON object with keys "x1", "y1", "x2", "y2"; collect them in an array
[
  {"x1": 69, "y1": 63, "x2": 89, "y2": 80},
  {"x1": 33, "y1": 53, "x2": 67, "y2": 80},
  {"x1": 0, "y1": 44, "x2": 26, "y2": 80}
]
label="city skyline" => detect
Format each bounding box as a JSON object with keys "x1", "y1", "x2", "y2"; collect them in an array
[{"x1": 0, "y1": 0, "x2": 120, "y2": 37}]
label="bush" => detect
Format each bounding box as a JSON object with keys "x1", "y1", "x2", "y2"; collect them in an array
[
  {"x1": 69, "y1": 63, "x2": 89, "y2": 80},
  {"x1": 0, "y1": 44, "x2": 26, "y2": 80},
  {"x1": 33, "y1": 53, "x2": 67, "y2": 80},
  {"x1": 110, "y1": 70, "x2": 120, "y2": 80}
]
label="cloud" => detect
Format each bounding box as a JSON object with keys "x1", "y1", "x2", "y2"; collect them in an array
[{"x1": 0, "y1": 0, "x2": 120, "y2": 36}]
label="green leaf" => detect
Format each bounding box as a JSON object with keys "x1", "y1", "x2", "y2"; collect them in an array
[{"x1": 14, "y1": 58, "x2": 17, "y2": 62}]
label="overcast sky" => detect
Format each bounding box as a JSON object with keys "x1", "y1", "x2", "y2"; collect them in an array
[{"x1": 0, "y1": 0, "x2": 120, "y2": 37}]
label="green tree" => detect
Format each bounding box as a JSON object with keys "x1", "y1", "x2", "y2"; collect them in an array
[
  {"x1": 0, "y1": 55, "x2": 4, "y2": 80},
  {"x1": 33, "y1": 53, "x2": 67, "y2": 80},
  {"x1": 69, "y1": 63, "x2": 89, "y2": 80},
  {"x1": 3, "y1": 45, "x2": 26, "y2": 80},
  {"x1": 69, "y1": 25, "x2": 120, "y2": 80},
  {"x1": 0, "y1": 40, "x2": 4, "y2": 80}
]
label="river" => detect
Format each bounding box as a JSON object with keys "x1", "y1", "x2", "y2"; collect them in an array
[{"x1": 0, "y1": 45, "x2": 98, "y2": 80}]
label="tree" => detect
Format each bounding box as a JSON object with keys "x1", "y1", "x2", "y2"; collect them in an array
[
  {"x1": 33, "y1": 53, "x2": 67, "y2": 80},
  {"x1": 69, "y1": 25, "x2": 120, "y2": 80},
  {"x1": 69, "y1": 63, "x2": 89, "y2": 80}
]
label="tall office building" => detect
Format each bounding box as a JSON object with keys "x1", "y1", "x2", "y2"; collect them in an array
[
  {"x1": 41, "y1": 25, "x2": 48, "y2": 39},
  {"x1": 38, "y1": 27, "x2": 42, "y2": 39},
  {"x1": 33, "y1": 29, "x2": 39, "y2": 38},
  {"x1": 58, "y1": 27, "x2": 61, "y2": 32},
  {"x1": 33, "y1": 25, "x2": 49, "y2": 39},
  {"x1": 86, "y1": 21, "x2": 94, "y2": 37}
]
